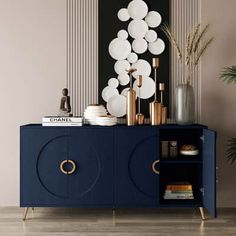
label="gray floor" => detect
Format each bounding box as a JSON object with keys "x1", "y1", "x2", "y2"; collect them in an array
[{"x1": 0, "y1": 207, "x2": 236, "y2": 236}]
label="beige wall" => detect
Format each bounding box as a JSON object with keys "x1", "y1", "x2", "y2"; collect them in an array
[
  {"x1": 0, "y1": 0, "x2": 66, "y2": 205},
  {"x1": 0, "y1": 0, "x2": 236, "y2": 207},
  {"x1": 201, "y1": 0, "x2": 236, "y2": 207}
]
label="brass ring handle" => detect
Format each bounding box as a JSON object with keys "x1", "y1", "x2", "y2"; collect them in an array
[
  {"x1": 152, "y1": 160, "x2": 160, "y2": 175},
  {"x1": 60, "y1": 160, "x2": 76, "y2": 175}
]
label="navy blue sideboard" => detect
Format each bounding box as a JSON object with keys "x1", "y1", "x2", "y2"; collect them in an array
[{"x1": 20, "y1": 124, "x2": 216, "y2": 219}]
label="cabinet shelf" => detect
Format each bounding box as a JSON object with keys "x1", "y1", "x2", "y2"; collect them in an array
[{"x1": 161, "y1": 160, "x2": 202, "y2": 164}]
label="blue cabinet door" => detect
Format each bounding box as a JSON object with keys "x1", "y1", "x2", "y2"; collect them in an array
[
  {"x1": 20, "y1": 127, "x2": 68, "y2": 206},
  {"x1": 203, "y1": 129, "x2": 216, "y2": 217},
  {"x1": 67, "y1": 128, "x2": 114, "y2": 206},
  {"x1": 115, "y1": 127, "x2": 159, "y2": 207}
]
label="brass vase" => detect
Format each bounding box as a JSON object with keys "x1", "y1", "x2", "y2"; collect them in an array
[
  {"x1": 136, "y1": 75, "x2": 144, "y2": 125},
  {"x1": 127, "y1": 88, "x2": 136, "y2": 126},
  {"x1": 150, "y1": 101, "x2": 161, "y2": 125},
  {"x1": 126, "y1": 68, "x2": 137, "y2": 126}
]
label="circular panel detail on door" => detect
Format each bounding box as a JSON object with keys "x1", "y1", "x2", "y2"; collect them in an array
[
  {"x1": 36, "y1": 136, "x2": 68, "y2": 199},
  {"x1": 68, "y1": 135, "x2": 101, "y2": 199},
  {"x1": 128, "y1": 136, "x2": 159, "y2": 198}
]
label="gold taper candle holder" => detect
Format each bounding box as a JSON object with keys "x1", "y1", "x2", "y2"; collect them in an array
[
  {"x1": 150, "y1": 58, "x2": 161, "y2": 125},
  {"x1": 161, "y1": 106, "x2": 167, "y2": 124},
  {"x1": 159, "y1": 83, "x2": 165, "y2": 105},
  {"x1": 150, "y1": 101, "x2": 161, "y2": 125},
  {"x1": 152, "y1": 58, "x2": 159, "y2": 69},
  {"x1": 126, "y1": 68, "x2": 137, "y2": 126},
  {"x1": 136, "y1": 75, "x2": 144, "y2": 125}
]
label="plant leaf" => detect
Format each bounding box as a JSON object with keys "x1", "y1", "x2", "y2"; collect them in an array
[
  {"x1": 226, "y1": 138, "x2": 236, "y2": 164},
  {"x1": 219, "y1": 66, "x2": 236, "y2": 84}
]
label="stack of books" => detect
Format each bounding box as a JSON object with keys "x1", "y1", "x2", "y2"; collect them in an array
[
  {"x1": 42, "y1": 116, "x2": 83, "y2": 126},
  {"x1": 163, "y1": 182, "x2": 194, "y2": 200}
]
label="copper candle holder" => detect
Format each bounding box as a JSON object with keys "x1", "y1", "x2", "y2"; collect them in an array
[
  {"x1": 150, "y1": 58, "x2": 161, "y2": 125},
  {"x1": 136, "y1": 75, "x2": 144, "y2": 125},
  {"x1": 126, "y1": 68, "x2": 137, "y2": 126},
  {"x1": 159, "y1": 83, "x2": 165, "y2": 105}
]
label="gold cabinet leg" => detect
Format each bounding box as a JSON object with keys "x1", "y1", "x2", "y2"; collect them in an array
[
  {"x1": 199, "y1": 207, "x2": 206, "y2": 220},
  {"x1": 23, "y1": 207, "x2": 29, "y2": 221}
]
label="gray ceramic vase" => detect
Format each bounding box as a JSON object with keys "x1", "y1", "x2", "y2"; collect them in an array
[{"x1": 175, "y1": 83, "x2": 195, "y2": 125}]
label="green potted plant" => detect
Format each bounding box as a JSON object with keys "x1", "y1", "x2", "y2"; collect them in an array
[{"x1": 220, "y1": 66, "x2": 236, "y2": 163}]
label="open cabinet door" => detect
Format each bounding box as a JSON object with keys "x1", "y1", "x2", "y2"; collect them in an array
[{"x1": 203, "y1": 129, "x2": 217, "y2": 218}]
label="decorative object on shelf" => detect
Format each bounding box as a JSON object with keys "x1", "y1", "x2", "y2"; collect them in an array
[
  {"x1": 164, "y1": 182, "x2": 194, "y2": 200},
  {"x1": 161, "y1": 141, "x2": 169, "y2": 158},
  {"x1": 159, "y1": 83, "x2": 167, "y2": 124},
  {"x1": 96, "y1": 115, "x2": 118, "y2": 126},
  {"x1": 161, "y1": 23, "x2": 214, "y2": 124},
  {"x1": 126, "y1": 68, "x2": 137, "y2": 126},
  {"x1": 175, "y1": 83, "x2": 195, "y2": 125},
  {"x1": 136, "y1": 76, "x2": 145, "y2": 125},
  {"x1": 150, "y1": 58, "x2": 161, "y2": 125},
  {"x1": 84, "y1": 104, "x2": 107, "y2": 125},
  {"x1": 161, "y1": 106, "x2": 167, "y2": 125},
  {"x1": 42, "y1": 116, "x2": 83, "y2": 127},
  {"x1": 59, "y1": 88, "x2": 72, "y2": 117},
  {"x1": 169, "y1": 141, "x2": 178, "y2": 158},
  {"x1": 100, "y1": 0, "x2": 169, "y2": 118},
  {"x1": 219, "y1": 66, "x2": 236, "y2": 164},
  {"x1": 180, "y1": 144, "x2": 199, "y2": 156}
]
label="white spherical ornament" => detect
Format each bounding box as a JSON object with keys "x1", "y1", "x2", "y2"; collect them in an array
[
  {"x1": 102, "y1": 86, "x2": 119, "y2": 102},
  {"x1": 145, "y1": 30, "x2": 157, "y2": 43},
  {"x1": 117, "y1": 30, "x2": 128, "y2": 40},
  {"x1": 145, "y1": 11, "x2": 162, "y2": 28},
  {"x1": 128, "y1": 20, "x2": 148, "y2": 39},
  {"x1": 127, "y1": 52, "x2": 138, "y2": 63},
  {"x1": 109, "y1": 38, "x2": 131, "y2": 60},
  {"x1": 128, "y1": 0, "x2": 148, "y2": 20},
  {"x1": 148, "y1": 38, "x2": 165, "y2": 55},
  {"x1": 117, "y1": 8, "x2": 130, "y2": 22},
  {"x1": 132, "y1": 38, "x2": 148, "y2": 54},
  {"x1": 118, "y1": 73, "x2": 130, "y2": 86},
  {"x1": 114, "y1": 60, "x2": 130, "y2": 75},
  {"x1": 108, "y1": 78, "x2": 119, "y2": 88},
  {"x1": 107, "y1": 95, "x2": 127, "y2": 117},
  {"x1": 133, "y1": 76, "x2": 155, "y2": 99},
  {"x1": 132, "y1": 59, "x2": 151, "y2": 79}
]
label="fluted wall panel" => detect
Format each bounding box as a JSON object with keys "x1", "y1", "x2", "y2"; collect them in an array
[
  {"x1": 170, "y1": 0, "x2": 201, "y2": 121},
  {"x1": 67, "y1": 0, "x2": 98, "y2": 116},
  {"x1": 66, "y1": 0, "x2": 200, "y2": 119}
]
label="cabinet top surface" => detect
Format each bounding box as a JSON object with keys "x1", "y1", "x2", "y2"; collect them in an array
[{"x1": 20, "y1": 124, "x2": 208, "y2": 130}]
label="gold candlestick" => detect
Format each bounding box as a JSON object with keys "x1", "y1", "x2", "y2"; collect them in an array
[
  {"x1": 136, "y1": 75, "x2": 144, "y2": 125},
  {"x1": 152, "y1": 58, "x2": 159, "y2": 100},
  {"x1": 150, "y1": 58, "x2": 161, "y2": 125},
  {"x1": 161, "y1": 106, "x2": 167, "y2": 124},
  {"x1": 126, "y1": 68, "x2": 137, "y2": 126},
  {"x1": 159, "y1": 83, "x2": 165, "y2": 105}
]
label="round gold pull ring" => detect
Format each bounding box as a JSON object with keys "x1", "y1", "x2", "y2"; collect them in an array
[
  {"x1": 60, "y1": 160, "x2": 76, "y2": 175},
  {"x1": 152, "y1": 160, "x2": 160, "y2": 175}
]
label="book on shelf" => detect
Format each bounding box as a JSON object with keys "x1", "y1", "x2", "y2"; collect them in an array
[
  {"x1": 164, "y1": 182, "x2": 194, "y2": 200},
  {"x1": 166, "y1": 182, "x2": 193, "y2": 191},
  {"x1": 163, "y1": 195, "x2": 194, "y2": 200},
  {"x1": 42, "y1": 116, "x2": 83, "y2": 123}
]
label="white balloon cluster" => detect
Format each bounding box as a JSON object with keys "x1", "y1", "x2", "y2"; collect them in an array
[{"x1": 102, "y1": 0, "x2": 165, "y2": 117}]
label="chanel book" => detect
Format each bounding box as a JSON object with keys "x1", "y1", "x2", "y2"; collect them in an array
[{"x1": 42, "y1": 116, "x2": 83, "y2": 123}]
